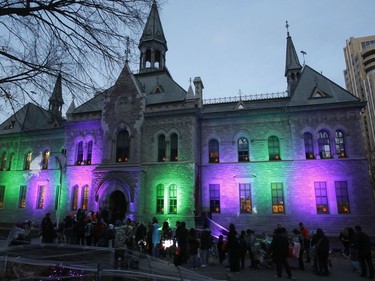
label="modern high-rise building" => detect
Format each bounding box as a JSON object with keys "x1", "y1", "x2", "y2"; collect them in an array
[
  {"x1": 343, "y1": 36, "x2": 375, "y2": 189},
  {"x1": 0, "y1": 3, "x2": 374, "y2": 236}
]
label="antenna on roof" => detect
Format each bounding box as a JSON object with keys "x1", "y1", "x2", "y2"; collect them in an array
[{"x1": 300, "y1": 51, "x2": 307, "y2": 66}]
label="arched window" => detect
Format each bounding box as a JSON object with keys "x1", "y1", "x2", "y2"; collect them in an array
[
  {"x1": 335, "y1": 130, "x2": 346, "y2": 158},
  {"x1": 169, "y1": 184, "x2": 177, "y2": 214},
  {"x1": 209, "y1": 139, "x2": 219, "y2": 163},
  {"x1": 268, "y1": 136, "x2": 281, "y2": 160},
  {"x1": 24, "y1": 151, "x2": 32, "y2": 170},
  {"x1": 238, "y1": 137, "x2": 249, "y2": 162},
  {"x1": 86, "y1": 141, "x2": 93, "y2": 165},
  {"x1": 116, "y1": 130, "x2": 130, "y2": 162},
  {"x1": 76, "y1": 141, "x2": 83, "y2": 165},
  {"x1": 318, "y1": 130, "x2": 331, "y2": 159},
  {"x1": 145, "y1": 49, "x2": 151, "y2": 68},
  {"x1": 156, "y1": 184, "x2": 164, "y2": 214},
  {"x1": 42, "y1": 150, "x2": 50, "y2": 169},
  {"x1": 82, "y1": 185, "x2": 89, "y2": 211},
  {"x1": 7, "y1": 152, "x2": 14, "y2": 170},
  {"x1": 170, "y1": 133, "x2": 178, "y2": 161},
  {"x1": 158, "y1": 134, "x2": 166, "y2": 162},
  {"x1": 304, "y1": 132, "x2": 315, "y2": 159},
  {"x1": 1, "y1": 152, "x2": 6, "y2": 170}
]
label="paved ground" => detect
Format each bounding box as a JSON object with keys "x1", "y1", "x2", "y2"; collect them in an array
[{"x1": 1, "y1": 236, "x2": 373, "y2": 281}]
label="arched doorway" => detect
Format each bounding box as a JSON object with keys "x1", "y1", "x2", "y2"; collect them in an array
[{"x1": 108, "y1": 190, "x2": 127, "y2": 224}]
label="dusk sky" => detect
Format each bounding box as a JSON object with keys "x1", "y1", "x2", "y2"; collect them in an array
[
  {"x1": 156, "y1": 0, "x2": 375, "y2": 100},
  {"x1": 0, "y1": 0, "x2": 374, "y2": 122}
]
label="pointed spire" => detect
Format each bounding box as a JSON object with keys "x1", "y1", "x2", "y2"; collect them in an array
[
  {"x1": 66, "y1": 97, "x2": 76, "y2": 115},
  {"x1": 138, "y1": 0, "x2": 168, "y2": 73},
  {"x1": 49, "y1": 73, "x2": 64, "y2": 119},
  {"x1": 285, "y1": 21, "x2": 302, "y2": 77}
]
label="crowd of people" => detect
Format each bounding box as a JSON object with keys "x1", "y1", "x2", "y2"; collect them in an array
[{"x1": 33, "y1": 210, "x2": 375, "y2": 279}]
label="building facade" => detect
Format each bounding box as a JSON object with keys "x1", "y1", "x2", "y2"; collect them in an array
[
  {"x1": 344, "y1": 35, "x2": 375, "y2": 189},
  {"x1": 0, "y1": 3, "x2": 374, "y2": 236}
]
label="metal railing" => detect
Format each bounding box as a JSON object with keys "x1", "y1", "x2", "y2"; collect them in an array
[{"x1": 203, "y1": 92, "x2": 288, "y2": 105}]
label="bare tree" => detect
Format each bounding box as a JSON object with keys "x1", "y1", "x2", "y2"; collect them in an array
[{"x1": 0, "y1": 0, "x2": 161, "y2": 120}]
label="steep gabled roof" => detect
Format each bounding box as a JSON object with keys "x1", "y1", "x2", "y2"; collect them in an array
[
  {"x1": 0, "y1": 103, "x2": 57, "y2": 134},
  {"x1": 135, "y1": 70, "x2": 186, "y2": 104},
  {"x1": 287, "y1": 65, "x2": 359, "y2": 107}
]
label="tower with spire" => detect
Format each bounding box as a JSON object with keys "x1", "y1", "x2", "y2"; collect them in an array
[
  {"x1": 48, "y1": 73, "x2": 64, "y2": 121},
  {"x1": 138, "y1": 0, "x2": 168, "y2": 73},
  {"x1": 284, "y1": 21, "x2": 302, "y2": 96}
]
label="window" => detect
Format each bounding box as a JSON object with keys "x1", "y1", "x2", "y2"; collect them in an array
[
  {"x1": 335, "y1": 181, "x2": 350, "y2": 214},
  {"x1": 19, "y1": 185, "x2": 27, "y2": 208},
  {"x1": 169, "y1": 184, "x2": 177, "y2": 214},
  {"x1": 209, "y1": 139, "x2": 220, "y2": 163},
  {"x1": 239, "y1": 183, "x2": 252, "y2": 213},
  {"x1": 335, "y1": 130, "x2": 346, "y2": 158},
  {"x1": 42, "y1": 150, "x2": 50, "y2": 169},
  {"x1": 24, "y1": 151, "x2": 32, "y2": 170},
  {"x1": 7, "y1": 152, "x2": 14, "y2": 170},
  {"x1": 268, "y1": 136, "x2": 281, "y2": 160},
  {"x1": 170, "y1": 133, "x2": 178, "y2": 161},
  {"x1": 271, "y1": 183, "x2": 284, "y2": 213},
  {"x1": 315, "y1": 182, "x2": 329, "y2": 214},
  {"x1": 304, "y1": 132, "x2": 315, "y2": 159},
  {"x1": 1, "y1": 152, "x2": 6, "y2": 170},
  {"x1": 36, "y1": 185, "x2": 45, "y2": 209},
  {"x1": 76, "y1": 141, "x2": 83, "y2": 165},
  {"x1": 116, "y1": 130, "x2": 130, "y2": 162},
  {"x1": 209, "y1": 184, "x2": 220, "y2": 213},
  {"x1": 0, "y1": 186, "x2": 5, "y2": 208},
  {"x1": 72, "y1": 185, "x2": 79, "y2": 211},
  {"x1": 86, "y1": 141, "x2": 93, "y2": 165},
  {"x1": 82, "y1": 185, "x2": 89, "y2": 211},
  {"x1": 238, "y1": 137, "x2": 249, "y2": 162},
  {"x1": 156, "y1": 184, "x2": 164, "y2": 214},
  {"x1": 158, "y1": 134, "x2": 166, "y2": 162},
  {"x1": 318, "y1": 130, "x2": 331, "y2": 159}
]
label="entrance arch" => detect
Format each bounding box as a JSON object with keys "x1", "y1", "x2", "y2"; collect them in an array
[{"x1": 109, "y1": 190, "x2": 127, "y2": 223}]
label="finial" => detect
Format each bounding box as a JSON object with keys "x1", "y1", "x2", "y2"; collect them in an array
[
  {"x1": 300, "y1": 50, "x2": 307, "y2": 66},
  {"x1": 285, "y1": 20, "x2": 290, "y2": 37},
  {"x1": 189, "y1": 77, "x2": 192, "y2": 85},
  {"x1": 238, "y1": 89, "x2": 242, "y2": 100},
  {"x1": 125, "y1": 36, "x2": 130, "y2": 63}
]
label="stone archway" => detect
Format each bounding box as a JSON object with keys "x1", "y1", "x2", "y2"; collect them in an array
[{"x1": 108, "y1": 190, "x2": 127, "y2": 224}]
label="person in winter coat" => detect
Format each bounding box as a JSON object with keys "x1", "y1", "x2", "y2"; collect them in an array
[
  {"x1": 187, "y1": 227, "x2": 200, "y2": 269},
  {"x1": 217, "y1": 235, "x2": 226, "y2": 264},
  {"x1": 269, "y1": 227, "x2": 295, "y2": 279},
  {"x1": 199, "y1": 223, "x2": 212, "y2": 267},
  {"x1": 41, "y1": 213, "x2": 55, "y2": 243},
  {"x1": 314, "y1": 228, "x2": 330, "y2": 276},
  {"x1": 227, "y1": 223, "x2": 241, "y2": 273},
  {"x1": 354, "y1": 225, "x2": 374, "y2": 279},
  {"x1": 292, "y1": 228, "x2": 305, "y2": 270}
]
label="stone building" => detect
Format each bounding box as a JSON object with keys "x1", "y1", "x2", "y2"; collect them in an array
[{"x1": 0, "y1": 2, "x2": 374, "y2": 236}]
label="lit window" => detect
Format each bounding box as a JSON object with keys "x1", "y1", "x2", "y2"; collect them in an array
[
  {"x1": 238, "y1": 137, "x2": 249, "y2": 162},
  {"x1": 156, "y1": 184, "x2": 164, "y2": 214},
  {"x1": 271, "y1": 183, "x2": 284, "y2": 213},
  {"x1": 24, "y1": 151, "x2": 32, "y2": 170},
  {"x1": 169, "y1": 184, "x2": 177, "y2": 214},
  {"x1": 42, "y1": 150, "x2": 50, "y2": 169},
  {"x1": 304, "y1": 132, "x2": 315, "y2": 159},
  {"x1": 36, "y1": 185, "x2": 45, "y2": 209},
  {"x1": 1, "y1": 152, "x2": 6, "y2": 170},
  {"x1": 158, "y1": 134, "x2": 166, "y2": 162},
  {"x1": 170, "y1": 133, "x2": 178, "y2": 161},
  {"x1": 116, "y1": 130, "x2": 130, "y2": 162},
  {"x1": 0, "y1": 186, "x2": 5, "y2": 208},
  {"x1": 239, "y1": 183, "x2": 252, "y2": 213},
  {"x1": 208, "y1": 139, "x2": 220, "y2": 163},
  {"x1": 72, "y1": 185, "x2": 79, "y2": 211},
  {"x1": 19, "y1": 185, "x2": 27, "y2": 208},
  {"x1": 82, "y1": 185, "x2": 89, "y2": 211},
  {"x1": 209, "y1": 184, "x2": 220, "y2": 213},
  {"x1": 86, "y1": 141, "x2": 93, "y2": 165},
  {"x1": 335, "y1": 181, "x2": 350, "y2": 214},
  {"x1": 315, "y1": 182, "x2": 329, "y2": 214},
  {"x1": 76, "y1": 141, "x2": 83, "y2": 165},
  {"x1": 318, "y1": 130, "x2": 331, "y2": 159},
  {"x1": 335, "y1": 130, "x2": 347, "y2": 158},
  {"x1": 268, "y1": 136, "x2": 281, "y2": 160}
]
